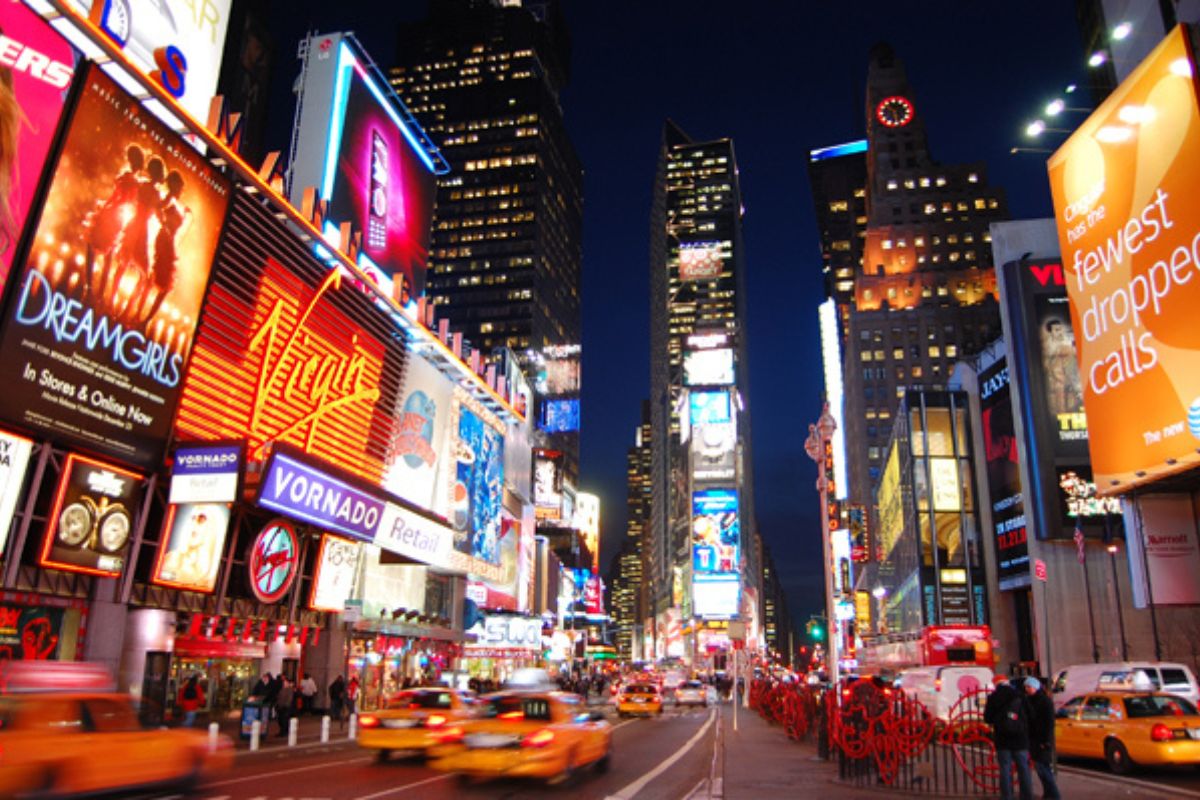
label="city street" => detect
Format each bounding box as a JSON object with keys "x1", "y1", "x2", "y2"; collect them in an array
[{"x1": 140, "y1": 703, "x2": 717, "y2": 800}]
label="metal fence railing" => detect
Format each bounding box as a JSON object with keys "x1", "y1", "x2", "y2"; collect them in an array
[{"x1": 750, "y1": 678, "x2": 1002, "y2": 797}]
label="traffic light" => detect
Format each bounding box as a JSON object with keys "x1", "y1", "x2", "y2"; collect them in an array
[{"x1": 806, "y1": 618, "x2": 825, "y2": 643}]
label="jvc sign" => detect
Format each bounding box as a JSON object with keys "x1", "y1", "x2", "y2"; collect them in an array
[{"x1": 470, "y1": 615, "x2": 542, "y2": 650}]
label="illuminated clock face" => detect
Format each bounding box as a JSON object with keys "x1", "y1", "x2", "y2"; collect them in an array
[{"x1": 876, "y1": 96, "x2": 914, "y2": 128}]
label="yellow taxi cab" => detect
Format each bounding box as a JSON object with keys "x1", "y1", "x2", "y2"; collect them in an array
[
  {"x1": 617, "y1": 681, "x2": 664, "y2": 717},
  {"x1": 0, "y1": 662, "x2": 233, "y2": 797},
  {"x1": 428, "y1": 691, "x2": 611, "y2": 784},
  {"x1": 1055, "y1": 690, "x2": 1200, "y2": 773},
  {"x1": 357, "y1": 687, "x2": 478, "y2": 761}
]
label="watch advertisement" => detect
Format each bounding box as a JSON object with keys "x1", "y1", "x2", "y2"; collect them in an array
[
  {"x1": 151, "y1": 502, "x2": 230, "y2": 593},
  {"x1": 40, "y1": 453, "x2": 143, "y2": 577},
  {"x1": 0, "y1": 1, "x2": 77, "y2": 291},
  {"x1": 0, "y1": 429, "x2": 34, "y2": 557},
  {"x1": 0, "y1": 64, "x2": 230, "y2": 468}
]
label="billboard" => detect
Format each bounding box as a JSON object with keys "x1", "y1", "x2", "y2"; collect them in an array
[
  {"x1": 0, "y1": 2, "x2": 76, "y2": 289},
  {"x1": 151, "y1": 502, "x2": 230, "y2": 592},
  {"x1": 382, "y1": 352, "x2": 455, "y2": 513},
  {"x1": 173, "y1": 193, "x2": 406, "y2": 486},
  {"x1": 451, "y1": 394, "x2": 504, "y2": 565},
  {"x1": 69, "y1": 0, "x2": 232, "y2": 126},
  {"x1": 539, "y1": 398, "x2": 580, "y2": 434},
  {"x1": 689, "y1": 390, "x2": 731, "y2": 426},
  {"x1": 691, "y1": 488, "x2": 739, "y2": 576},
  {"x1": 40, "y1": 453, "x2": 143, "y2": 577},
  {"x1": 0, "y1": 64, "x2": 230, "y2": 467},
  {"x1": 533, "y1": 448, "x2": 564, "y2": 520},
  {"x1": 848, "y1": 503, "x2": 869, "y2": 563},
  {"x1": 979, "y1": 358, "x2": 1029, "y2": 590},
  {"x1": 531, "y1": 344, "x2": 581, "y2": 396},
  {"x1": 877, "y1": 446, "x2": 902, "y2": 559},
  {"x1": 289, "y1": 33, "x2": 438, "y2": 308},
  {"x1": 691, "y1": 410, "x2": 736, "y2": 484},
  {"x1": 1048, "y1": 26, "x2": 1200, "y2": 494},
  {"x1": 167, "y1": 443, "x2": 241, "y2": 505},
  {"x1": 678, "y1": 242, "x2": 723, "y2": 281},
  {"x1": 683, "y1": 348, "x2": 734, "y2": 387},
  {"x1": 468, "y1": 515, "x2": 519, "y2": 611},
  {"x1": 0, "y1": 429, "x2": 33, "y2": 557},
  {"x1": 1125, "y1": 494, "x2": 1200, "y2": 607},
  {"x1": 575, "y1": 492, "x2": 599, "y2": 572},
  {"x1": 309, "y1": 533, "x2": 362, "y2": 612},
  {"x1": 693, "y1": 574, "x2": 739, "y2": 618}
]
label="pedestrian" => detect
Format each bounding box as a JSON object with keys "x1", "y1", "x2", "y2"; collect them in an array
[
  {"x1": 328, "y1": 675, "x2": 347, "y2": 729},
  {"x1": 252, "y1": 671, "x2": 272, "y2": 699},
  {"x1": 983, "y1": 677, "x2": 1034, "y2": 800},
  {"x1": 1024, "y1": 677, "x2": 1062, "y2": 800},
  {"x1": 177, "y1": 673, "x2": 204, "y2": 727},
  {"x1": 300, "y1": 672, "x2": 318, "y2": 715},
  {"x1": 275, "y1": 676, "x2": 295, "y2": 736},
  {"x1": 347, "y1": 674, "x2": 360, "y2": 716}
]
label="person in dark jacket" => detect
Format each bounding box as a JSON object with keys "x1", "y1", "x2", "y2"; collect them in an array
[
  {"x1": 983, "y1": 678, "x2": 1033, "y2": 800},
  {"x1": 1024, "y1": 677, "x2": 1061, "y2": 799}
]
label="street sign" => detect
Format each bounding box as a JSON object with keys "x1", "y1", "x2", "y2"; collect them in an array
[
  {"x1": 1074, "y1": 528, "x2": 1086, "y2": 565},
  {"x1": 728, "y1": 620, "x2": 746, "y2": 641},
  {"x1": 343, "y1": 599, "x2": 363, "y2": 623},
  {"x1": 1034, "y1": 559, "x2": 1048, "y2": 582}
]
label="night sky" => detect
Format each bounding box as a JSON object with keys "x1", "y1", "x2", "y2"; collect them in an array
[{"x1": 264, "y1": 1, "x2": 1089, "y2": 628}]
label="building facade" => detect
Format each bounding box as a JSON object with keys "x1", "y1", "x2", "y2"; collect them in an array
[{"x1": 648, "y1": 121, "x2": 760, "y2": 665}]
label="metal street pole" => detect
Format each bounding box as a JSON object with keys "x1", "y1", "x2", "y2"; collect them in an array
[{"x1": 805, "y1": 404, "x2": 840, "y2": 687}]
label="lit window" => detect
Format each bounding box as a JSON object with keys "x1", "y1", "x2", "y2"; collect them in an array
[
  {"x1": 929, "y1": 346, "x2": 941, "y2": 358},
  {"x1": 924, "y1": 203, "x2": 936, "y2": 215},
  {"x1": 949, "y1": 252, "x2": 960, "y2": 262},
  {"x1": 869, "y1": 447, "x2": 881, "y2": 460},
  {"x1": 919, "y1": 177, "x2": 930, "y2": 187},
  {"x1": 946, "y1": 345, "x2": 958, "y2": 358},
  {"x1": 904, "y1": 179, "x2": 915, "y2": 189},
  {"x1": 914, "y1": 237, "x2": 925, "y2": 247},
  {"x1": 989, "y1": 199, "x2": 999, "y2": 209},
  {"x1": 829, "y1": 200, "x2": 850, "y2": 212},
  {"x1": 861, "y1": 351, "x2": 873, "y2": 362},
  {"x1": 937, "y1": 285, "x2": 948, "y2": 296},
  {"x1": 974, "y1": 198, "x2": 987, "y2": 210},
  {"x1": 882, "y1": 239, "x2": 893, "y2": 250},
  {"x1": 897, "y1": 239, "x2": 907, "y2": 248},
  {"x1": 875, "y1": 350, "x2": 886, "y2": 360},
  {"x1": 886, "y1": 180, "x2": 898, "y2": 190},
  {"x1": 911, "y1": 366, "x2": 923, "y2": 378},
  {"x1": 892, "y1": 347, "x2": 904, "y2": 359},
  {"x1": 968, "y1": 173, "x2": 979, "y2": 183}
]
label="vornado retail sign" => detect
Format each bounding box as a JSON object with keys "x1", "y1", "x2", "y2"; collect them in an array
[{"x1": 1049, "y1": 25, "x2": 1200, "y2": 494}]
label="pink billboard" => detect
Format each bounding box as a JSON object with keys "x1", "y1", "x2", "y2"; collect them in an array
[{"x1": 0, "y1": 1, "x2": 76, "y2": 288}]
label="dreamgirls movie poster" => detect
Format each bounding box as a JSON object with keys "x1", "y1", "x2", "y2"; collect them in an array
[{"x1": 0, "y1": 64, "x2": 230, "y2": 467}]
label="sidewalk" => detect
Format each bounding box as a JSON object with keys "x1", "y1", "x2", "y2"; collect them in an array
[
  {"x1": 713, "y1": 701, "x2": 1189, "y2": 799},
  {"x1": 193, "y1": 709, "x2": 359, "y2": 752}
]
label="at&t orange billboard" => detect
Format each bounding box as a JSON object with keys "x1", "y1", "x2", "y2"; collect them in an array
[{"x1": 1049, "y1": 25, "x2": 1200, "y2": 494}]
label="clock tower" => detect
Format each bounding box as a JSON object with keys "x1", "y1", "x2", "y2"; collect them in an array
[{"x1": 864, "y1": 43, "x2": 933, "y2": 220}]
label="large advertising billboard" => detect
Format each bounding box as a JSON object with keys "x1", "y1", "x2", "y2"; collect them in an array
[
  {"x1": 451, "y1": 393, "x2": 504, "y2": 565},
  {"x1": 0, "y1": 2, "x2": 76, "y2": 289},
  {"x1": 979, "y1": 358, "x2": 1029, "y2": 590},
  {"x1": 1048, "y1": 25, "x2": 1200, "y2": 494},
  {"x1": 466, "y1": 515, "x2": 519, "y2": 611},
  {"x1": 533, "y1": 448, "x2": 564, "y2": 521},
  {"x1": 173, "y1": 193, "x2": 406, "y2": 486},
  {"x1": 690, "y1": 396, "x2": 736, "y2": 484},
  {"x1": 69, "y1": 0, "x2": 232, "y2": 126},
  {"x1": 289, "y1": 33, "x2": 437, "y2": 309},
  {"x1": 0, "y1": 64, "x2": 230, "y2": 467},
  {"x1": 691, "y1": 488, "x2": 739, "y2": 576},
  {"x1": 151, "y1": 502, "x2": 230, "y2": 592},
  {"x1": 678, "y1": 242, "x2": 723, "y2": 281},
  {"x1": 382, "y1": 352, "x2": 454, "y2": 513},
  {"x1": 683, "y1": 348, "x2": 734, "y2": 387}
]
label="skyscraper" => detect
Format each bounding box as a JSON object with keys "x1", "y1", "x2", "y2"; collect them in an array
[
  {"x1": 807, "y1": 139, "x2": 867, "y2": 318},
  {"x1": 649, "y1": 121, "x2": 759, "y2": 664},
  {"x1": 389, "y1": 0, "x2": 584, "y2": 477},
  {"x1": 389, "y1": 0, "x2": 581, "y2": 351},
  {"x1": 838, "y1": 44, "x2": 1009, "y2": 527},
  {"x1": 610, "y1": 401, "x2": 653, "y2": 661}
]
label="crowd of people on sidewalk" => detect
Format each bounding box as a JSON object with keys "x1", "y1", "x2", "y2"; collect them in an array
[{"x1": 983, "y1": 676, "x2": 1061, "y2": 800}]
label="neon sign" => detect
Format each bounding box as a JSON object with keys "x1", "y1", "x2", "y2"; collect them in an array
[
  {"x1": 248, "y1": 519, "x2": 299, "y2": 604},
  {"x1": 175, "y1": 241, "x2": 393, "y2": 484}
]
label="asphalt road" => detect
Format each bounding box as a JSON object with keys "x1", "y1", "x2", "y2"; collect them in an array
[
  {"x1": 138, "y1": 703, "x2": 717, "y2": 800},
  {"x1": 1059, "y1": 755, "x2": 1200, "y2": 797}
]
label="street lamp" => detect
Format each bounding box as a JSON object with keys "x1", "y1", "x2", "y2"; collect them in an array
[{"x1": 805, "y1": 402, "x2": 839, "y2": 686}]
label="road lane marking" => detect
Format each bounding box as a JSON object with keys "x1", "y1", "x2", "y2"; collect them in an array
[
  {"x1": 205, "y1": 755, "x2": 373, "y2": 787},
  {"x1": 604, "y1": 709, "x2": 715, "y2": 800},
  {"x1": 349, "y1": 773, "x2": 454, "y2": 799}
]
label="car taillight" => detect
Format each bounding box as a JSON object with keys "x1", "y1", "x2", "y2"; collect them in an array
[
  {"x1": 424, "y1": 714, "x2": 447, "y2": 728},
  {"x1": 1151, "y1": 723, "x2": 1179, "y2": 742},
  {"x1": 521, "y1": 729, "x2": 555, "y2": 748},
  {"x1": 500, "y1": 710, "x2": 525, "y2": 720},
  {"x1": 359, "y1": 715, "x2": 380, "y2": 729},
  {"x1": 435, "y1": 725, "x2": 464, "y2": 743},
  {"x1": 935, "y1": 679, "x2": 942, "y2": 691}
]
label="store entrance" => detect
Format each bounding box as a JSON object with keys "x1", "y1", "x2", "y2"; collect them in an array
[{"x1": 170, "y1": 657, "x2": 259, "y2": 722}]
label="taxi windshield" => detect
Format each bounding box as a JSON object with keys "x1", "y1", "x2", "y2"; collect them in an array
[
  {"x1": 625, "y1": 684, "x2": 657, "y2": 694},
  {"x1": 681, "y1": 681, "x2": 704, "y2": 690},
  {"x1": 1123, "y1": 695, "x2": 1199, "y2": 718},
  {"x1": 387, "y1": 690, "x2": 453, "y2": 710}
]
